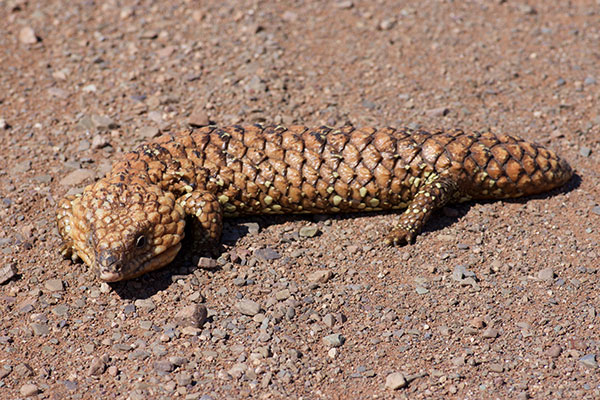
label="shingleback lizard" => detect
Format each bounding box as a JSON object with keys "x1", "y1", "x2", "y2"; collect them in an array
[{"x1": 56, "y1": 125, "x2": 572, "y2": 282}]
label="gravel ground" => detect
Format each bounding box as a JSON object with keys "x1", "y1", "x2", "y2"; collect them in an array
[{"x1": 1, "y1": 0, "x2": 599, "y2": 399}]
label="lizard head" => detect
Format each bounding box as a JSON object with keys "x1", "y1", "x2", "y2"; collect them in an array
[{"x1": 71, "y1": 180, "x2": 186, "y2": 281}]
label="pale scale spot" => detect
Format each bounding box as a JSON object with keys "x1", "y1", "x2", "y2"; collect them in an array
[{"x1": 218, "y1": 195, "x2": 229, "y2": 204}]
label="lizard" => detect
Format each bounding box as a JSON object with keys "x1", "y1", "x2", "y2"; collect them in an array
[{"x1": 56, "y1": 125, "x2": 573, "y2": 282}]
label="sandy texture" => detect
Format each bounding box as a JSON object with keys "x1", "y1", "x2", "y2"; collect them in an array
[{"x1": 0, "y1": 1, "x2": 599, "y2": 399}]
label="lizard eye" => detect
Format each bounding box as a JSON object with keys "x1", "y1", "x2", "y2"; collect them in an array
[{"x1": 135, "y1": 235, "x2": 146, "y2": 248}]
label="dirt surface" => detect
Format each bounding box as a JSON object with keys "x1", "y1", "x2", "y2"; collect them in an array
[{"x1": 1, "y1": 0, "x2": 599, "y2": 399}]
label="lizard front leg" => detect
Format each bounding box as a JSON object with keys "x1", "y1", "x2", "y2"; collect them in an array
[
  {"x1": 385, "y1": 173, "x2": 458, "y2": 245},
  {"x1": 177, "y1": 191, "x2": 223, "y2": 256}
]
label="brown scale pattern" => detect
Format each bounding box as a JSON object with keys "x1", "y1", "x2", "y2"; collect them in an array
[{"x1": 56, "y1": 125, "x2": 572, "y2": 281}]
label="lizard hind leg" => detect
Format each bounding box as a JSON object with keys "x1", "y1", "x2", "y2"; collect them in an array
[
  {"x1": 56, "y1": 194, "x2": 81, "y2": 262},
  {"x1": 384, "y1": 173, "x2": 458, "y2": 245},
  {"x1": 177, "y1": 191, "x2": 224, "y2": 257}
]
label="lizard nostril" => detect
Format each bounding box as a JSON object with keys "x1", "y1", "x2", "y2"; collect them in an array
[{"x1": 97, "y1": 252, "x2": 119, "y2": 270}]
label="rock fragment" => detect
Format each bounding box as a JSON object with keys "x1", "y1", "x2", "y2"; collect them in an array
[
  {"x1": 385, "y1": 372, "x2": 407, "y2": 390},
  {"x1": 236, "y1": 299, "x2": 261, "y2": 316}
]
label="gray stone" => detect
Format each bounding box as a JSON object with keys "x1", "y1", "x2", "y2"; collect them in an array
[
  {"x1": 592, "y1": 206, "x2": 600, "y2": 216},
  {"x1": 537, "y1": 268, "x2": 554, "y2": 281},
  {"x1": 197, "y1": 257, "x2": 217, "y2": 269},
  {"x1": 299, "y1": 226, "x2": 319, "y2": 238},
  {"x1": 59, "y1": 169, "x2": 95, "y2": 186},
  {"x1": 453, "y1": 265, "x2": 476, "y2": 281},
  {"x1": 415, "y1": 286, "x2": 429, "y2": 295},
  {"x1": 236, "y1": 299, "x2": 261, "y2": 316},
  {"x1": 19, "y1": 27, "x2": 39, "y2": 44},
  {"x1": 88, "y1": 357, "x2": 106, "y2": 376},
  {"x1": 45, "y1": 279, "x2": 64, "y2": 292},
  {"x1": 245, "y1": 76, "x2": 267, "y2": 94},
  {"x1": 579, "y1": 354, "x2": 598, "y2": 369},
  {"x1": 254, "y1": 247, "x2": 281, "y2": 261},
  {"x1": 154, "y1": 360, "x2": 174, "y2": 373},
  {"x1": 228, "y1": 362, "x2": 248, "y2": 378},
  {"x1": 0, "y1": 264, "x2": 17, "y2": 284},
  {"x1": 188, "y1": 107, "x2": 210, "y2": 127},
  {"x1": 20, "y1": 383, "x2": 39, "y2": 396},
  {"x1": 425, "y1": 107, "x2": 450, "y2": 118},
  {"x1": 379, "y1": 18, "x2": 396, "y2": 31},
  {"x1": 335, "y1": 1, "x2": 354, "y2": 9},
  {"x1": 546, "y1": 344, "x2": 562, "y2": 358},
  {"x1": 134, "y1": 298, "x2": 155, "y2": 311},
  {"x1": 323, "y1": 333, "x2": 345, "y2": 347},
  {"x1": 579, "y1": 147, "x2": 591, "y2": 157},
  {"x1": 91, "y1": 115, "x2": 118, "y2": 131},
  {"x1": 323, "y1": 313, "x2": 335, "y2": 328},
  {"x1": 275, "y1": 289, "x2": 290, "y2": 300},
  {"x1": 91, "y1": 135, "x2": 109, "y2": 149},
  {"x1": 308, "y1": 270, "x2": 333, "y2": 283},
  {"x1": 174, "y1": 304, "x2": 207, "y2": 328},
  {"x1": 482, "y1": 327, "x2": 499, "y2": 338},
  {"x1": 385, "y1": 372, "x2": 407, "y2": 390},
  {"x1": 176, "y1": 371, "x2": 192, "y2": 386},
  {"x1": 52, "y1": 304, "x2": 69, "y2": 317},
  {"x1": 139, "y1": 126, "x2": 160, "y2": 139},
  {"x1": 12, "y1": 160, "x2": 31, "y2": 174},
  {"x1": 30, "y1": 323, "x2": 50, "y2": 336}
]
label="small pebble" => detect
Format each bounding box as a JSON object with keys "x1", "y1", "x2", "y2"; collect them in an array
[
  {"x1": 489, "y1": 363, "x2": 504, "y2": 373},
  {"x1": 546, "y1": 344, "x2": 562, "y2": 358},
  {"x1": 0, "y1": 264, "x2": 17, "y2": 284},
  {"x1": 254, "y1": 247, "x2": 281, "y2": 261},
  {"x1": 308, "y1": 270, "x2": 333, "y2": 283},
  {"x1": 88, "y1": 357, "x2": 106, "y2": 376},
  {"x1": 537, "y1": 268, "x2": 555, "y2": 281},
  {"x1": 19, "y1": 27, "x2": 39, "y2": 44},
  {"x1": 323, "y1": 333, "x2": 345, "y2": 347},
  {"x1": 385, "y1": 372, "x2": 407, "y2": 390},
  {"x1": 20, "y1": 383, "x2": 39, "y2": 396},
  {"x1": 174, "y1": 304, "x2": 207, "y2": 328},
  {"x1": 482, "y1": 327, "x2": 499, "y2": 338},
  {"x1": 59, "y1": 169, "x2": 95, "y2": 186},
  {"x1": 335, "y1": 0, "x2": 353, "y2": 8},
  {"x1": 299, "y1": 226, "x2": 319, "y2": 238},
  {"x1": 425, "y1": 107, "x2": 450, "y2": 118},
  {"x1": 139, "y1": 126, "x2": 160, "y2": 139},
  {"x1": 592, "y1": 206, "x2": 600, "y2": 216},
  {"x1": 236, "y1": 299, "x2": 261, "y2": 316},
  {"x1": 579, "y1": 147, "x2": 591, "y2": 157},
  {"x1": 197, "y1": 257, "x2": 217, "y2": 269},
  {"x1": 579, "y1": 354, "x2": 598, "y2": 369},
  {"x1": 415, "y1": 286, "x2": 429, "y2": 295},
  {"x1": 379, "y1": 18, "x2": 396, "y2": 30},
  {"x1": 154, "y1": 360, "x2": 174, "y2": 373},
  {"x1": 188, "y1": 107, "x2": 210, "y2": 127}
]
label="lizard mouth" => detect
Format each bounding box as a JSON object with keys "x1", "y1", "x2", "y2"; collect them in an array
[{"x1": 97, "y1": 243, "x2": 182, "y2": 282}]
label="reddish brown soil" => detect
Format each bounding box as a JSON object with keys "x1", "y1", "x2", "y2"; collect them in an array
[{"x1": 1, "y1": 1, "x2": 599, "y2": 399}]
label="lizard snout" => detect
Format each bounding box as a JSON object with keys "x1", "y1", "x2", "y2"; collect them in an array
[{"x1": 96, "y1": 251, "x2": 123, "y2": 282}]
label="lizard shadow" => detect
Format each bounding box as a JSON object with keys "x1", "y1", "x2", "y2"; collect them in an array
[{"x1": 110, "y1": 172, "x2": 580, "y2": 300}]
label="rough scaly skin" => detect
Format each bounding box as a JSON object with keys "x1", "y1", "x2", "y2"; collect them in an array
[{"x1": 56, "y1": 125, "x2": 572, "y2": 281}]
